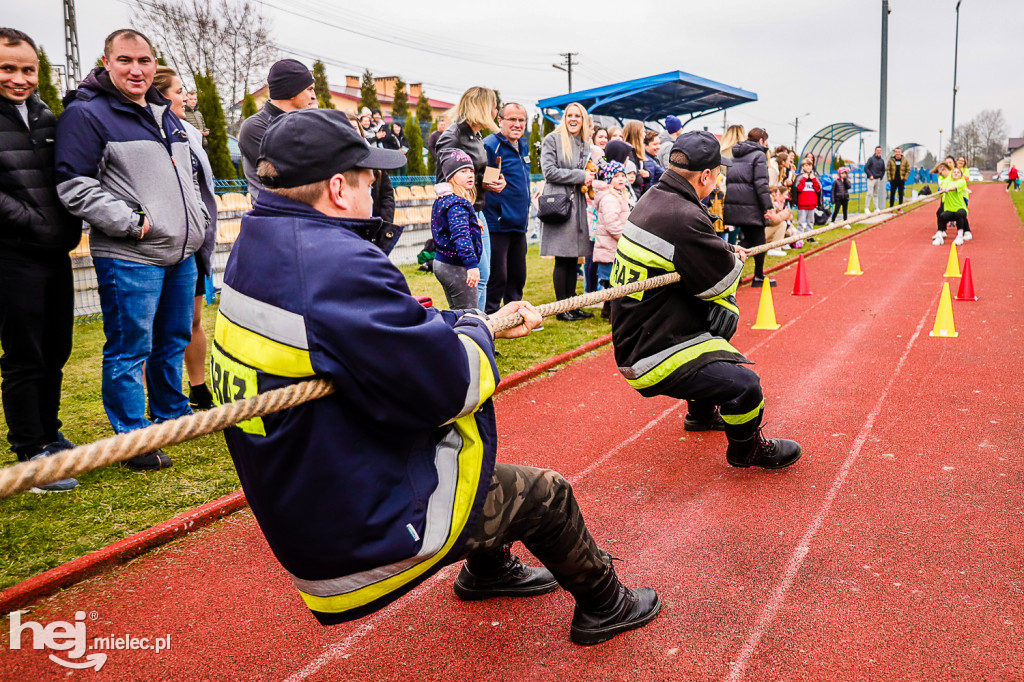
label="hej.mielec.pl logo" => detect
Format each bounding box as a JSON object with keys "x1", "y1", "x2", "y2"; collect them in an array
[{"x1": 8, "y1": 610, "x2": 171, "y2": 671}]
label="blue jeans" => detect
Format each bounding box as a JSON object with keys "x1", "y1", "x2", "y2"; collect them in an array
[
  {"x1": 93, "y1": 256, "x2": 196, "y2": 433},
  {"x1": 477, "y1": 215, "x2": 491, "y2": 310},
  {"x1": 595, "y1": 262, "x2": 613, "y2": 289}
]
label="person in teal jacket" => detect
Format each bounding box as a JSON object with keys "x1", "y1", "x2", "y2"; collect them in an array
[{"x1": 213, "y1": 109, "x2": 660, "y2": 645}]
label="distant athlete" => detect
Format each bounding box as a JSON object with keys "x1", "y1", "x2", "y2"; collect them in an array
[{"x1": 609, "y1": 131, "x2": 802, "y2": 469}]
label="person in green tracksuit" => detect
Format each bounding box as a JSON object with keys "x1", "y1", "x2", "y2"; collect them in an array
[{"x1": 609, "y1": 131, "x2": 802, "y2": 469}]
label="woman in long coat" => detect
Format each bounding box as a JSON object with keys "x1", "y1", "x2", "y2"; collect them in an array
[{"x1": 539, "y1": 102, "x2": 595, "y2": 321}]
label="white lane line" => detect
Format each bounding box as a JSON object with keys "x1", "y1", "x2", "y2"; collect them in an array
[
  {"x1": 724, "y1": 306, "x2": 932, "y2": 682},
  {"x1": 281, "y1": 401, "x2": 683, "y2": 681}
]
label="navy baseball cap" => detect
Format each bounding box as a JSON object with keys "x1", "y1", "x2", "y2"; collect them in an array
[
  {"x1": 670, "y1": 130, "x2": 732, "y2": 171},
  {"x1": 258, "y1": 109, "x2": 407, "y2": 189}
]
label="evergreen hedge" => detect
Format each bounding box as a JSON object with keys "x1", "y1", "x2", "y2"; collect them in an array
[{"x1": 194, "y1": 72, "x2": 236, "y2": 180}]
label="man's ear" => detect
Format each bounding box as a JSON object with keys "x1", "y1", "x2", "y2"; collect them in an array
[{"x1": 328, "y1": 174, "x2": 347, "y2": 210}]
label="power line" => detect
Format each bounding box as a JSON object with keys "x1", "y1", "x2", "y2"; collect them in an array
[{"x1": 552, "y1": 52, "x2": 578, "y2": 92}]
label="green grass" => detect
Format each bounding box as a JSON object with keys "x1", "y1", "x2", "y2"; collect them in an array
[
  {"x1": 0, "y1": 217, "x2": 892, "y2": 591},
  {"x1": 1009, "y1": 187, "x2": 1024, "y2": 226}
]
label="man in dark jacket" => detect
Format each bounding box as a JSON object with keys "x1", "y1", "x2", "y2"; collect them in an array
[
  {"x1": 215, "y1": 109, "x2": 660, "y2": 644},
  {"x1": 864, "y1": 145, "x2": 886, "y2": 212},
  {"x1": 723, "y1": 127, "x2": 776, "y2": 287},
  {"x1": 237, "y1": 59, "x2": 316, "y2": 198},
  {"x1": 483, "y1": 103, "x2": 531, "y2": 313},
  {"x1": 0, "y1": 28, "x2": 81, "y2": 491},
  {"x1": 56, "y1": 29, "x2": 208, "y2": 471},
  {"x1": 887, "y1": 147, "x2": 910, "y2": 209},
  {"x1": 610, "y1": 131, "x2": 801, "y2": 470}
]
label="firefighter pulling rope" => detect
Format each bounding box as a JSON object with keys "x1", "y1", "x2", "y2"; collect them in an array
[{"x1": 0, "y1": 191, "x2": 938, "y2": 499}]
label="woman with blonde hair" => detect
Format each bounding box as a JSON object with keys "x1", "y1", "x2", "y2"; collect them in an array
[
  {"x1": 622, "y1": 120, "x2": 649, "y2": 194},
  {"x1": 538, "y1": 102, "x2": 595, "y2": 321},
  {"x1": 435, "y1": 86, "x2": 506, "y2": 309},
  {"x1": 720, "y1": 124, "x2": 746, "y2": 160}
]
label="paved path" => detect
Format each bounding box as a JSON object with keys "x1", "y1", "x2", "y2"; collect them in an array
[{"x1": 3, "y1": 185, "x2": 1022, "y2": 681}]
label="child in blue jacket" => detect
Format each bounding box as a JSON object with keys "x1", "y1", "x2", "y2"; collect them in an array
[{"x1": 432, "y1": 149, "x2": 484, "y2": 309}]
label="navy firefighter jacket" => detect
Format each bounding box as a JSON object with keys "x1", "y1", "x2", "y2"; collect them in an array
[{"x1": 212, "y1": 190, "x2": 500, "y2": 625}]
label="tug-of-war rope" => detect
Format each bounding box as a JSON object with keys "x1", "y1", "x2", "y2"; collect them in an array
[{"x1": 0, "y1": 193, "x2": 940, "y2": 498}]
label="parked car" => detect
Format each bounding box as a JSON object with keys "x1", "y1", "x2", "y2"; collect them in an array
[
  {"x1": 966, "y1": 167, "x2": 983, "y2": 182},
  {"x1": 992, "y1": 170, "x2": 1008, "y2": 182}
]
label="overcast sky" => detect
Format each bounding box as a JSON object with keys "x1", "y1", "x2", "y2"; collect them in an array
[{"x1": 14, "y1": 0, "x2": 1023, "y2": 163}]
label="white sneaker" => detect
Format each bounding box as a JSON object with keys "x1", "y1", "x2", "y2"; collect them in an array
[
  {"x1": 963, "y1": 231, "x2": 973, "y2": 241},
  {"x1": 766, "y1": 248, "x2": 786, "y2": 257},
  {"x1": 932, "y1": 231, "x2": 945, "y2": 246},
  {"x1": 954, "y1": 233, "x2": 964, "y2": 246}
]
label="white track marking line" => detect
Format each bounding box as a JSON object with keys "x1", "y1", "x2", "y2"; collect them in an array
[
  {"x1": 724, "y1": 306, "x2": 932, "y2": 682},
  {"x1": 282, "y1": 402, "x2": 682, "y2": 681}
]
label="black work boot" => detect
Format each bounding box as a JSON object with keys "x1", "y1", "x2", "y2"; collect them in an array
[
  {"x1": 570, "y1": 562, "x2": 661, "y2": 645},
  {"x1": 684, "y1": 410, "x2": 727, "y2": 432},
  {"x1": 453, "y1": 546, "x2": 559, "y2": 601},
  {"x1": 726, "y1": 428, "x2": 802, "y2": 469}
]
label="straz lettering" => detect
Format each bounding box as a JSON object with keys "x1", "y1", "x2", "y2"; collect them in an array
[{"x1": 210, "y1": 347, "x2": 266, "y2": 436}]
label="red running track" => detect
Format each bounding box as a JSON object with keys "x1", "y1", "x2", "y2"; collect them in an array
[{"x1": 3, "y1": 185, "x2": 1022, "y2": 681}]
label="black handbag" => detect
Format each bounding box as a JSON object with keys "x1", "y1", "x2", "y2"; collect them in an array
[
  {"x1": 537, "y1": 137, "x2": 586, "y2": 224},
  {"x1": 537, "y1": 191, "x2": 573, "y2": 223}
]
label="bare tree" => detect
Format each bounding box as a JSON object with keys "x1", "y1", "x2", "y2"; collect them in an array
[
  {"x1": 132, "y1": 0, "x2": 277, "y2": 124},
  {"x1": 951, "y1": 109, "x2": 1008, "y2": 169}
]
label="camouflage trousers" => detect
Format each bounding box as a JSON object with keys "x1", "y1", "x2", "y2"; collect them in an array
[{"x1": 457, "y1": 463, "x2": 612, "y2": 604}]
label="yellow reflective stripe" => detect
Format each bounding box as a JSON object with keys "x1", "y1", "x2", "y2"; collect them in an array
[
  {"x1": 626, "y1": 338, "x2": 739, "y2": 390},
  {"x1": 704, "y1": 276, "x2": 740, "y2": 303},
  {"x1": 457, "y1": 335, "x2": 497, "y2": 418},
  {"x1": 214, "y1": 313, "x2": 314, "y2": 378},
  {"x1": 297, "y1": 413, "x2": 485, "y2": 613},
  {"x1": 722, "y1": 399, "x2": 765, "y2": 425},
  {"x1": 712, "y1": 298, "x2": 739, "y2": 315},
  {"x1": 616, "y1": 235, "x2": 675, "y2": 272}
]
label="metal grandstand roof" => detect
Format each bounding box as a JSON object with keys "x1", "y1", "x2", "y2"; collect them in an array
[
  {"x1": 536, "y1": 71, "x2": 757, "y2": 128},
  {"x1": 799, "y1": 123, "x2": 874, "y2": 176}
]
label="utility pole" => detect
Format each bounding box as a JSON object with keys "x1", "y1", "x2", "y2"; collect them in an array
[
  {"x1": 552, "y1": 53, "x2": 578, "y2": 93},
  {"x1": 878, "y1": 0, "x2": 890, "y2": 210},
  {"x1": 950, "y1": 0, "x2": 962, "y2": 155},
  {"x1": 722, "y1": 110, "x2": 727, "y2": 136},
  {"x1": 789, "y1": 112, "x2": 810, "y2": 153},
  {"x1": 64, "y1": 0, "x2": 82, "y2": 90}
]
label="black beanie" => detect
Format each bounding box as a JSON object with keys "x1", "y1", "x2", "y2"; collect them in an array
[{"x1": 268, "y1": 59, "x2": 314, "y2": 100}]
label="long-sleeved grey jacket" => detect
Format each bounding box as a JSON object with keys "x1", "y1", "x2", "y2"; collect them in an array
[{"x1": 55, "y1": 68, "x2": 206, "y2": 267}]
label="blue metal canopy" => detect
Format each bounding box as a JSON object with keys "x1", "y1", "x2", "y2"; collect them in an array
[
  {"x1": 536, "y1": 71, "x2": 757, "y2": 128},
  {"x1": 799, "y1": 122, "x2": 874, "y2": 176}
]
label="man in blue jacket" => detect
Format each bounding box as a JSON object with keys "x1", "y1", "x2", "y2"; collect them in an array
[
  {"x1": 56, "y1": 29, "x2": 207, "y2": 470},
  {"x1": 483, "y1": 103, "x2": 531, "y2": 314},
  {"x1": 214, "y1": 109, "x2": 660, "y2": 645}
]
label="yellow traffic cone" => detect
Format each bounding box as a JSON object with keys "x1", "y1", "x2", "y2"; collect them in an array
[
  {"x1": 751, "y1": 278, "x2": 781, "y2": 330},
  {"x1": 929, "y1": 282, "x2": 959, "y2": 337},
  {"x1": 943, "y1": 242, "x2": 962, "y2": 277},
  {"x1": 845, "y1": 241, "x2": 863, "y2": 275}
]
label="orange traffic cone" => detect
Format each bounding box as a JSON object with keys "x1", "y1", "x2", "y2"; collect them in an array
[
  {"x1": 929, "y1": 282, "x2": 958, "y2": 337},
  {"x1": 751, "y1": 278, "x2": 781, "y2": 330},
  {"x1": 955, "y1": 257, "x2": 978, "y2": 301},
  {"x1": 791, "y1": 254, "x2": 812, "y2": 295},
  {"x1": 845, "y1": 241, "x2": 863, "y2": 275},
  {"x1": 943, "y1": 243, "x2": 961, "y2": 277}
]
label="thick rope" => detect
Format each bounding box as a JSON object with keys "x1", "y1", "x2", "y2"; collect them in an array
[{"x1": 0, "y1": 192, "x2": 939, "y2": 498}]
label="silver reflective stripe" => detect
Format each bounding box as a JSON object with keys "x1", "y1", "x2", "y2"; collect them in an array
[
  {"x1": 288, "y1": 426, "x2": 462, "y2": 597},
  {"x1": 695, "y1": 257, "x2": 743, "y2": 299},
  {"x1": 219, "y1": 283, "x2": 308, "y2": 349},
  {"x1": 622, "y1": 221, "x2": 674, "y2": 262},
  {"x1": 618, "y1": 333, "x2": 714, "y2": 380},
  {"x1": 448, "y1": 336, "x2": 482, "y2": 421}
]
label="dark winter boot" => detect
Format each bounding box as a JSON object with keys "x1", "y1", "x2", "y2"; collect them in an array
[
  {"x1": 684, "y1": 410, "x2": 727, "y2": 432},
  {"x1": 726, "y1": 428, "x2": 802, "y2": 469},
  {"x1": 453, "y1": 545, "x2": 559, "y2": 601},
  {"x1": 569, "y1": 561, "x2": 661, "y2": 645}
]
